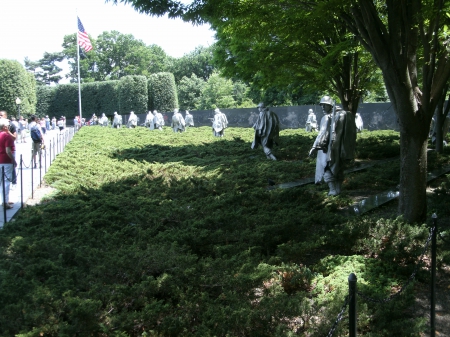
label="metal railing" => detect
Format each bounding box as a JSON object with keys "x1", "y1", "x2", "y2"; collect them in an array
[{"x1": 1, "y1": 127, "x2": 76, "y2": 223}]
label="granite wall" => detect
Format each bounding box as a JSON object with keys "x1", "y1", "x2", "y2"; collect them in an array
[
  {"x1": 93, "y1": 102, "x2": 399, "y2": 131},
  {"x1": 170, "y1": 102, "x2": 398, "y2": 131}
]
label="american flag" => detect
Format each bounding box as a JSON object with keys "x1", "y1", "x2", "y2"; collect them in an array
[{"x1": 77, "y1": 17, "x2": 93, "y2": 52}]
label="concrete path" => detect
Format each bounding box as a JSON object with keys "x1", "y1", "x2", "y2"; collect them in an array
[{"x1": 0, "y1": 127, "x2": 74, "y2": 228}]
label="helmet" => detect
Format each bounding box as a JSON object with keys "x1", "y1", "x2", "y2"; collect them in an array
[
  {"x1": 257, "y1": 102, "x2": 265, "y2": 109},
  {"x1": 214, "y1": 108, "x2": 220, "y2": 114},
  {"x1": 308, "y1": 109, "x2": 313, "y2": 113},
  {"x1": 319, "y1": 95, "x2": 334, "y2": 106}
]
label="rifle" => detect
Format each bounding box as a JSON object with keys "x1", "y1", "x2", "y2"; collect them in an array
[{"x1": 326, "y1": 100, "x2": 336, "y2": 162}]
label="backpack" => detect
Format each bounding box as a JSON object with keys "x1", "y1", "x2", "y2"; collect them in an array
[{"x1": 30, "y1": 125, "x2": 41, "y2": 142}]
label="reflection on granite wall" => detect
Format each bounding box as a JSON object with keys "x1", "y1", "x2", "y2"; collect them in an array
[{"x1": 129, "y1": 102, "x2": 398, "y2": 131}]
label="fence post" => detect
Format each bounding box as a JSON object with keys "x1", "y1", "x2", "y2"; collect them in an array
[
  {"x1": 349, "y1": 273, "x2": 357, "y2": 337},
  {"x1": 31, "y1": 150, "x2": 34, "y2": 200},
  {"x1": 20, "y1": 154, "x2": 23, "y2": 209},
  {"x1": 431, "y1": 213, "x2": 437, "y2": 337},
  {"x1": 39, "y1": 150, "x2": 42, "y2": 187},
  {"x1": 2, "y1": 166, "x2": 6, "y2": 224}
]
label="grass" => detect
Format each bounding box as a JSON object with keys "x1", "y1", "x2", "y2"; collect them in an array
[{"x1": 0, "y1": 126, "x2": 449, "y2": 337}]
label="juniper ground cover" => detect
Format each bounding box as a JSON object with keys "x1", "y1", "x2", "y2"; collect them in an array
[{"x1": 0, "y1": 126, "x2": 449, "y2": 336}]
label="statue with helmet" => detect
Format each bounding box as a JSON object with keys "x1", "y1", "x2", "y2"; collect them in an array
[
  {"x1": 153, "y1": 110, "x2": 165, "y2": 131},
  {"x1": 305, "y1": 109, "x2": 317, "y2": 132},
  {"x1": 251, "y1": 102, "x2": 280, "y2": 160},
  {"x1": 112, "y1": 112, "x2": 122, "y2": 129},
  {"x1": 171, "y1": 108, "x2": 186, "y2": 133},
  {"x1": 212, "y1": 108, "x2": 228, "y2": 137},
  {"x1": 309, "y1": 95, "x2": 356, "y2": 195}
]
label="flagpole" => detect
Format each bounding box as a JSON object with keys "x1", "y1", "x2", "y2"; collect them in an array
[{"x1": 76, "y1": 15, "x2": 82, "y2": 122}]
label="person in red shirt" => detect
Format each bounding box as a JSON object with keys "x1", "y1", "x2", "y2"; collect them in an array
[{"x1": 0, "y1": 118, "x2": 17, "y2": 209}]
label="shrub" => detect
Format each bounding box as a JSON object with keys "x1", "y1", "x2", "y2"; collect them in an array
[
  {"x1": 118, "y1": 75, "x2": 148, "y2": 115},
  {"x1": 148, "y1": 72, "x2": 178, "y2": 112},
  {"x1": 0, "y1": 59, "x2": 37, "y2": 117}
]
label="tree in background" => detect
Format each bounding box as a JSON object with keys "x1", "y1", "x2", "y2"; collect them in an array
[
  {"x1": 210, "y1": 0, "x2": 382, "y2": 114},
  {"x1": 198, "y1": 72, "x2": 236, "y2": 109},
  {"x1": 0, "y1": 59, "x2": 36, "y2": 117},
  {"x1": 95, "y1": 31, "x2": 171, "y2": 80},
  {"x1": 26, "y1": 31, "x2": 172, "y2": 84},
  {"x1": 61, "y1": 33, "x2": 98, "y2": 83},
  {"x1": 177, "y1": 73, "x2": 205, "y2": 110},
  {"x1": 24, "y1": 52, "x2": 64, "y2": 86},
  {"x1": 169, "y1": 46, "x2": 216, "y2": 83},
  {"x1": 434, "y1": 85, "x2": 450, "y2": 153}
]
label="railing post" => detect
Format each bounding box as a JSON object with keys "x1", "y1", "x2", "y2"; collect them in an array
[
  {"x1": 431, "y1": 213, "x2": 437, "y2": 337},
  {"x1": 2, "y1": 166, "x2": 6, "y2": 224},
  {"x1": 31, "y1": 150, "x2": 34, "y2": 200},
  {"x1": 39, "y1": 150, "x2": 42, "y2": 187},
  {"x1": 20, "y1": 154, "x2": 23, "y2": 209},
  {"x1": 349, "y1": 273, "x2": 357, "y2": 337}
]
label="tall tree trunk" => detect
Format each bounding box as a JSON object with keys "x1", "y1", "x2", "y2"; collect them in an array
[
  {"x1": 435, "y1": 98, "x2": 444, "y2": 153},
  {"x1": 398, "y1": 128, "x2": 428, "y2": 222},
  {"x1": 435, "y1": 88, "x2": 450, "y2": 153}
]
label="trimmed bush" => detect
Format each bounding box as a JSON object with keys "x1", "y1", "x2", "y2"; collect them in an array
[
  {"x1": 0, "y1": 59, "x2": 37, "y2": 117},
  {"x1": 36, "y1": 86, "x2": 56, "y2": 117},
  {"x1": 97, "y1": 80, "x2": 120, "y2": 114},
  {"x1": 118, "y1": 75, "x2": 148, "y2": 115},
  {"x1": 148, "y1": 72, "x2": 178, "y2": 112},
  {"x1": 51, "y1": 83, "x2": 79, "y2": 118}
]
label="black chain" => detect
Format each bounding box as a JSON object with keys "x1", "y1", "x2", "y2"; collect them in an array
[
  {"x1": 357, "y1": 225, "x2": 434, "y2": 303},
  {"x1": 326, "y1": 294, "x2": 350, "y2": 337},
  {"x1": 20, "y1": 157, "x2": 33, "y2": 169}
]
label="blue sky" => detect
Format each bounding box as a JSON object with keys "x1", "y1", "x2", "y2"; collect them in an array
[{"x1": 0, "y1": 0, "x2": 216, "y2": 63}]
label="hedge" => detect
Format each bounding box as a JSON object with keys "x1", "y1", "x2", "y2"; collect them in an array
[
  {"x1": 0, "y1": 59, "x2": 36, "y2": 117},
  {"x1": 148, "y1": 72, "x2": 178, "y2": 112},
  {"x1": 118, "y1": 75, "x2": 148, "y2": 115}
]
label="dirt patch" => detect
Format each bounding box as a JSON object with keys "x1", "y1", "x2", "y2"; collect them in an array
[{"x1": 25, "y1": 184, "x2": 57, "y2": 206}]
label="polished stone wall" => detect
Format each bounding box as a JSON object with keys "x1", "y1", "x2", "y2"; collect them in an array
[
  {"x1": 104, "y1": 102, "x2": 399, "y2": 131},
  {"x1": 176, "y1": 102, "x2": 398, "y2": 131}
]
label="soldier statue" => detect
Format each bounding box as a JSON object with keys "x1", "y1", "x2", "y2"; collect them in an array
[
  {"x1": 127, "y1": 111, "x2": 138, "y2": 128},
  {"x1": 99, "y1": 113, "x2": 108, "y2": 127},
  {"x1": 355, "y1": 113, "x2": 363, "y2": 133},
  {"x1": 212, "y1": 108, "x2": 228, "y2": 137},
  {"x1": 185, "y1": 111, "x2": 194, "y2": 128},
  {"x1": 251, "y1": 102, "x2": 280, "y2": 160},
  {"x1": 305, "y1": 109, "x2": 317, "y2": 132},
  {"x1": 112, "y1": 112, "x2": 122, "y2": 129},
  {"x1": 171, "y1": 108, "x2": 185, "y2": 133},
  {"x1": 309, "y1": 96, "x2": 356, "y2": 195},
  {"x1": 152, "y1": 110, "x2": 164, "y2": 131},
  {"x1": 145, "y1": 111, "x2": 154, "y2": 130}
]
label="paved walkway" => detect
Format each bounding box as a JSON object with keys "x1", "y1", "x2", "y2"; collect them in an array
[{"x1": 0, "y1": 127, "x2": 74, "y2": 228}]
